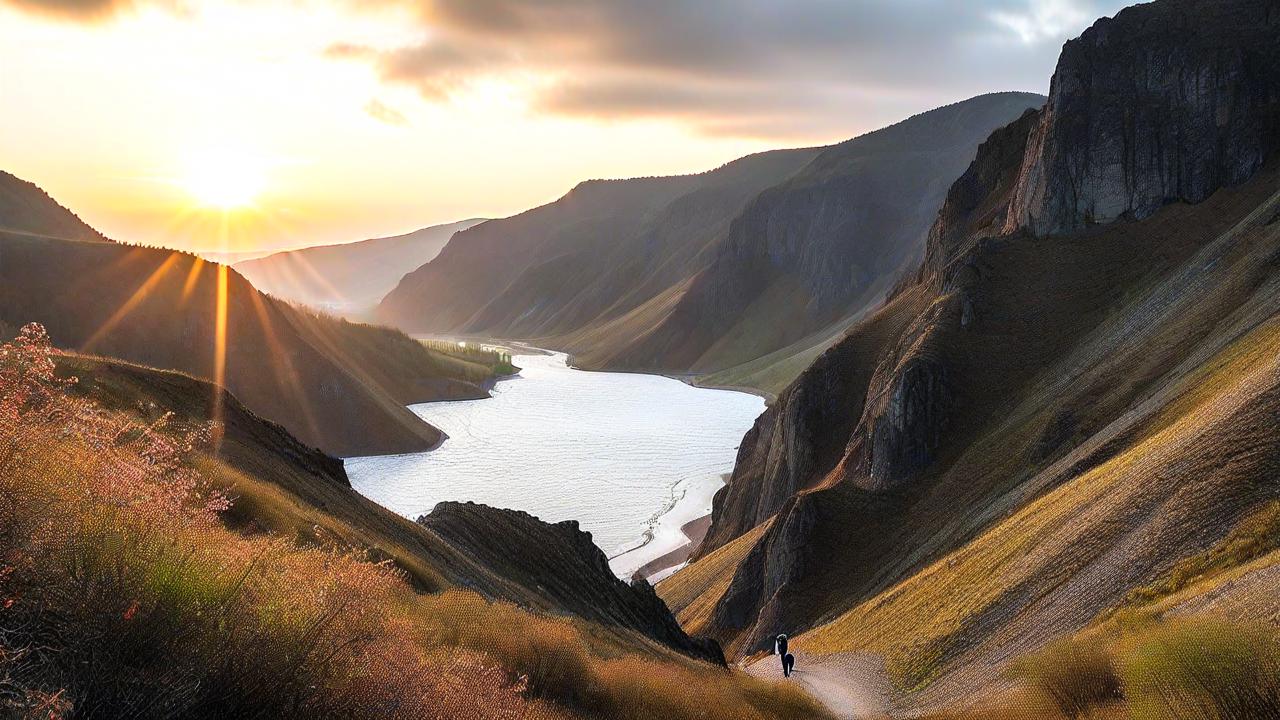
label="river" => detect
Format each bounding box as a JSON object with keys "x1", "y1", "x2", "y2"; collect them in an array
[{"x1": 344, "y1": 351, "x2": 765, "y2": 578}]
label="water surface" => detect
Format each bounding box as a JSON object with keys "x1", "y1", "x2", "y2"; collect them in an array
[{"x1": 345, "y1": 352, "x2": 764, "y2": 577}]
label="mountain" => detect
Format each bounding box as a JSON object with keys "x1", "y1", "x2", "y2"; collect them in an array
[
  {"x1": 376, "y1": 94, "x2": 1043, "y2": 396},
  {"x1": 660, "y1": 0, "x2": 1280, "y2": 713},
  {"x1": 0, "y1": 172, "x2": 502, "y2": 456},
  {"x1": 604, "y1": 92, "x2": 1047, "y2": 383},
  {"x1": 377, "y1": 149, "x2": 821, "y2": 345},
  {"x1": 0, "y1": 169, "x2": 106, "y2": 243},
  {"x1": 234, "y1": 218, "x2": 487, "y2": 313}
]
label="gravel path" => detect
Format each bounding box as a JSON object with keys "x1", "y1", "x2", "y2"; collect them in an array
[{"x1": 746, "y1": 652, "x2": 894, "y2": 719}]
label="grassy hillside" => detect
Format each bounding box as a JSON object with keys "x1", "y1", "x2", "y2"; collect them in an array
[
  {"x1": 234, "y1": 218, "x2": 486, "y2": 313},
  {"x1": 0, "y1": 171, "x2": 505, "y2": 457},
  {"x1": 0, "y1": 234, "x2": 494, "y2": 457},
  {"x1": 0, "y1": 169, "x2": 105, "y2": 243},
  {"x1": 0, "y1": 325, "x2": 830, "y2": 719}
]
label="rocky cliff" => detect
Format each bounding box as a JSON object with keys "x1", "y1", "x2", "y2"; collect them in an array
[
  {"x1": 1005, "y1": 0, "x2": 1280, "y2": 235},
  {"x1": 671, "y1": 0, "x2": 1280, "y2": 678},
  {"x1": 419, "y1": 502, "x2": 724, "y2": 665}
]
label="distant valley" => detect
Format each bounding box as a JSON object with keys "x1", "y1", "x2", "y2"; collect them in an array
[{"x1": 234, "y1": 218, "x2": 487, "y2": 315}]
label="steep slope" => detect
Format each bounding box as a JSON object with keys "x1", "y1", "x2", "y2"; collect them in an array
[
  {"x1": 420, "y1": 502, "x2": 724, "y2": 664},
  {"x1": 234, "y1": 218, "x2": 486, "y2": 312},
  {"x1": 378, "y1": 149, "x2": 819, "y2": 336},
  {"x1": 609, "y1": 92, "x2": 1045, "y2": 376},
  {"x1": 661, "y1": 0, "x2": 1280, "y2": 710},
  {"x1": 0, "y1": 173, "x2": 498, "y2": 456},
  {"x1": 0, "y1": 169, "x2": 106, "y2": 242}
]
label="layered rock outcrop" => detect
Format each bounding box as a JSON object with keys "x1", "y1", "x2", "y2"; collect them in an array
[{"x1": 1005, "y1": 0, "x2": 1280, "y2": 235}]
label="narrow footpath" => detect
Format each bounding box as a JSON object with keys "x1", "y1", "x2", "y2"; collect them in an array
[{"x1": 745, "y1": 651, "x2": 895, "y2": 719}]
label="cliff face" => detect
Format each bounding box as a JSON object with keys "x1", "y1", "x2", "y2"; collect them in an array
[
  {"x1": 419, "y1": 502, "x2": 724, "y2": 665},
  {"x1": 628, "y1": 93, "x2": 1044, "y2": 375},
  {"x1": 677, "y1": 0, "x2": 1280, "y2": 666},
  {"x1": 1005, "y1": 0, "x2": 1280, "y2": 236},
  {"x1": 377, "y1": 153, "x2": 815, "y2": 339}
]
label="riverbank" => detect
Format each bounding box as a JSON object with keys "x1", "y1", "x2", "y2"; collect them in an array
[{"x1": 633, "y1": 514, "x2": 712, "y2": 581}]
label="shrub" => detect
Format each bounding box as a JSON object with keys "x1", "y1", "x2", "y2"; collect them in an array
[
  {"x1": 1118, "y1": 618, "x2": 1280, "y2": 720},
  {"x1": 1010, "y1": 635, "x2": 1122, "y2": 717}
]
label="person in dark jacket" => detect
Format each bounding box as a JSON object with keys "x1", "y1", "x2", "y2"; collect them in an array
[{"x1": 782, "y1": 652, "x2": 796, "y2": 677}]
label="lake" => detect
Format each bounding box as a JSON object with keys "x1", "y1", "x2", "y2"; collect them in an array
[{"x1": 344, "y1": 351, "x2": 765, "y2": 578}]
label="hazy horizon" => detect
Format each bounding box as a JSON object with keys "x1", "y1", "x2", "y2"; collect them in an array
[{"x1": 1, "y1": 0, "x2": 1127, "y2": 254}]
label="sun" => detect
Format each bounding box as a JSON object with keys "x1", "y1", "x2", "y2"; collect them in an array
[{"x1": 180, "y1": 148, "x2": 267, "y2": 210}]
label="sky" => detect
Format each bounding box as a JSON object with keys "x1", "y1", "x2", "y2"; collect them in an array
[{"x1": 0, "y1": 0, "x2": 1130, "y2": 254}]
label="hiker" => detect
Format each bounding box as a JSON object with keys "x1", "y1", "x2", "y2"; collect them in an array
[{"x1": 782, "y1": 652, "x2": 796, "y2": 678}]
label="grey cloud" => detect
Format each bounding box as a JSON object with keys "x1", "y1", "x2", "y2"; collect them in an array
[{"x1": 337, "y1": 0, "x2": 1133, "y2": 138}]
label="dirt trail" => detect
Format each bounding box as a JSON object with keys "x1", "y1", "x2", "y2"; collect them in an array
[{"x1": 745, "y1": 652, "x2": 894, "y2": 719}]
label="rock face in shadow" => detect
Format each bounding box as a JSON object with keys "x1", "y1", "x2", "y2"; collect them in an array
[
  {"x1": 1005, "y1": 0, "x2": 1280, "y2": 236},
  {"x1": 419, "y1": 502, "x2": 725, "y2": 665},
  {"x1": 687, "y1": 0, "x2": 1280, "y2": 659},
  {"x1": 632, "y1": 93, "x2": 1045, "y2": 374}
]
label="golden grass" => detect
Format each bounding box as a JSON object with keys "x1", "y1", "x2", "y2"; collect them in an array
[
  {"x1": 658, "y1": 520, "x2": 773, "y2": 636},
  {"x1": 982, "y1": 618, "x2": 1280, "y2": 720},
  {"x1": 0, "y1": 324, "x2": 830, "y2": 720},
  {"x1": 1139, "y1": 318, "x2": 1280, "y2": 443},
  {"x1": 1115, "y1": 501, "x2": 1280, "y2": 614}
]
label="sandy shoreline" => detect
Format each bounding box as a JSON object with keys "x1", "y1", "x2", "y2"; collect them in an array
[{"x1": 634, "y1": 514, "x2": 712, "y2": 581}]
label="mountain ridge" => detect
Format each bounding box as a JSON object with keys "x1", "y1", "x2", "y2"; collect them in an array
[{"x1": 376, "y1": 93, "x2": 1044, "y2": 395}]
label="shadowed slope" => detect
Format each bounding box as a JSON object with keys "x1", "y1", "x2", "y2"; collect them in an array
[
  {"x1": 0, "y1": 169, "x2": 106, "y2": 242},
  {"x1": 0, "y1": 171, "x2": 501, "y2": 456}
]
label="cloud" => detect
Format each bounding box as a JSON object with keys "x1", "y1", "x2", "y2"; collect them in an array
[
  {"x1": 7, "y1": 0, "x2": 1130, "y2": 138},
  {"x1": 991, "y1": 0, "x2": 1096, "y2": 44},
  {"x1": 333, "y1": 0, "x2": 1131, "y2": 139},
  {"x1": 3, "y1": 0, "x2": 130, "y2": 19},
  {"x1": 364, "y1": 99, "x2": 409, "y2": 126}
]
